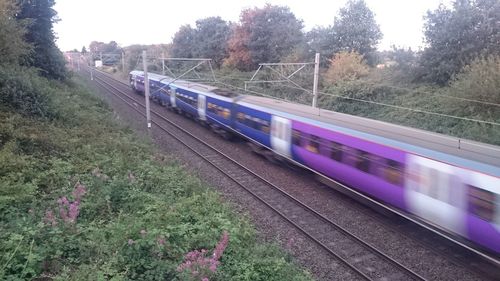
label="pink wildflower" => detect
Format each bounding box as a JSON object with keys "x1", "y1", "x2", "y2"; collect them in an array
[
  {"x1": 57, "y1": 196, "x2": 69, "y2": 206},
  {"x1": 212, "y1": 231, "x2": 229, "y2": 261},
  {"x1": 128, "y1": 239, "x2": 134, "y2": 245},
  {"x1": 202, "y1": 278, "x2": 209, "y2": 281},
  {"x1": 140, "y1": 229, "x2": 147, "y2": 237},
  {"x1": 177, "y1": 230, "x2": 230, "y2": 278},
  {"x1": 43, "y1": 210, "x2": 57, "y2": 226},
  {"x1": 67, "y1": 201, "x2": 80, "y2": 223},
  {"x1": 72, "y1": 182, "x2": 87, "y2": 201}
]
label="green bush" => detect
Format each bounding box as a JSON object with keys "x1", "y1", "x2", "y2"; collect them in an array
[
  {"x1": 447, "y1": 55, "x2": 500, "y2": 104},
  {"x1": 0, "y1": 65, "x2": 55, "y2": 118}
]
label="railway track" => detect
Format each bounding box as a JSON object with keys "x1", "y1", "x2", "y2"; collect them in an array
[{"x1": 84, "y1": 67, "x2": 428, "y2": 281}]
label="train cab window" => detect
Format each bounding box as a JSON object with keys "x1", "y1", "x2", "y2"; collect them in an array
[
  {"x1": 306, "y1": 135, "x2": 320, "y2": 153},
  {"x1": 355, "y1": 150, "x2": 371, "y2": 173},
  {"x1": 383, "y1": 159, "x2": 404, "y2": 186},
  {"x1": 292, "y1": 130, "x2": 301, "y2": 146},
  {"x1": 468, "y1": 185, "x2": 497, "y2": 222}
]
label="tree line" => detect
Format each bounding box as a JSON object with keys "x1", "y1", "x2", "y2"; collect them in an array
[{"x1": 166, "y1": 0, "x2": 499, "y2": 85}]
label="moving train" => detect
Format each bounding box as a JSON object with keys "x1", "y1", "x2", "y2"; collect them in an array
[{"x1": 129, "y1": 70, "x2": 500, "y2": 255}]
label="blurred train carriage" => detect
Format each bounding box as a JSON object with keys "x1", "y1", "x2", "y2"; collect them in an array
[{"x1": 129, "y1": 70, "x2": 500, "y2": 255}]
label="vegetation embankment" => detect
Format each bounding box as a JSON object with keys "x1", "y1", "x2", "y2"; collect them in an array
[{"x1": 0, "y1": 70, "x2": 313, "y2": 280}]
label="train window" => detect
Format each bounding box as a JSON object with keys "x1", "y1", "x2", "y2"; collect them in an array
[
  {"x1": 329, "y1": 141, "x2": 343, "y2": 161},
  {"x1": 222, "y1": 109, "x2": 230, "y2": 119},
  {"x1": 355, "y1": 150, "x2": 371, "y2": 173},
  {"x1": 383, "y1": 159, "x2": 404, "y2": 186},
  {"x1": 306, "y1": 135, "x2": 320, "y2": 153},
  {"x1": 292, "y1": 130, "x2": 301, "y2": 146},
  {"x1": 237, "y1": 112, "x2": 245, "y2": 122},
  {"x1": 468, "y1": 185, "x2": 496, "y2": 222}
]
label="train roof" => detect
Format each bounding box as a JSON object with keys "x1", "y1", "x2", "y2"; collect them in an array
[
  {"x1": 130, "y1": 70, "x2": 237, "y2": 97},
  {"x1": 238, "y1": 95, "x2": 500, "y2": 170}
]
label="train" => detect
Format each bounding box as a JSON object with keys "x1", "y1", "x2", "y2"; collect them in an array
[{"x1": 129, "y1": 70, "x2": 500, "y2": 255}]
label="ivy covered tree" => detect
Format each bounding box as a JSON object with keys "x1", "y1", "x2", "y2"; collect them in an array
[
  {"x1": 418, "y1": 0, "x2": 500, "y2": 84},
  {"x1": 225, "y1": 4, "x2": 304, "y2": 70},
  {"x1": 330, "y1": 0, "x2": 382, "y2": 66},
  {"x1": 16, "y1": 0, "x2": 67, "y2": 80}
]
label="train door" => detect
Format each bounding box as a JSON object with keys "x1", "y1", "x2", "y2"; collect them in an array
[
  {"x1": 170, "y1": 86, "x2": 177, "y2": 108},
  {"x1": 270, "y1": 116, "x2": 291, "y2": 158},
  {"x1": 197, "y1": 95, "x2": 206, "y2": 121},
  {"x1": 405, "y1": 154, "x2": 467, "y2": 236}
]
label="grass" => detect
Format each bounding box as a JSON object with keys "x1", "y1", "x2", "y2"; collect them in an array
[{"x1": 0, "y1": 72, "x2": 314, "y2": 281}]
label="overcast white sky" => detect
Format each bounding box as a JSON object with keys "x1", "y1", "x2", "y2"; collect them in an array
[{"x1": 54, "y1": 0, "x2": 451, "y2": 52}]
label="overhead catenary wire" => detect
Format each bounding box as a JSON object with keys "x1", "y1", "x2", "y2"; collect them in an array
[
  {"x1": 318, "y1": 91, "x2": 500, "y2": 127},
  {"x1": 134, "y1": 61, "x2": 500, "y2": 128}
]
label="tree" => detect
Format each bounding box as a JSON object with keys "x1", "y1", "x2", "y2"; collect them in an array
[
  {"x1": 16, "y1": 0, "x2": 67, "y2": 80},
  {"x1": 225, "y1": 4, "x2": 305, "y2": 70},
  {"x1": 325, "y1": 51, "x2": 369, "y2": 84},
  {"x1": 171, "y1": 25, "x2": 196, "y2": 58},
  {"x1": 81, "y1": 46, "x2": 87, "y2": 54},
  {"x1": 418, "y1": 0, "x2": 500, "y2": 84},
  {"x1": 331, "y1": 0, "x2": 382, "y2": 66},
  {"x1": 192, "y1": 17, "x2": 231, "y2": 67},
  {"x1": 306, "y1": 26, "x2": 335, "y2": 65},
  {"x1": 0, "y1": 0, "x2": 31, "y2": 65},
  {"x1": 389, "y1": 45, "x2": 417, "y2": 72}
]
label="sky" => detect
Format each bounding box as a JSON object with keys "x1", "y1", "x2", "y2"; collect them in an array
[{"x1": 53, "y1": 0, "x2": 451, "y2": 52}]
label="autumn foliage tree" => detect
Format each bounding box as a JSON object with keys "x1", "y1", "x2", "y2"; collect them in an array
[
  {"x1": 325, "y1": 51, "x2": 369, "y2": 84},
  {"x1": 225, "y1": 4, "x2": 304, "y2": 70}
]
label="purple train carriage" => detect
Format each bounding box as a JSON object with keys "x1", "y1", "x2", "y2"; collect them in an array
[{"x1": 129, "y1": 70, "x2": 500, "y2": 254}]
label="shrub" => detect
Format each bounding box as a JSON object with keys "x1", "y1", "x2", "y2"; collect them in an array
[
  {"x1": 447, "y1": 55, "x2": 500, "y2": 104},
  {"x1": 325, "y1": 51, "x2": 369, "y2": 84},
  {"x1": 0, "y1": 65, "x2": 55, "y2": 118}
]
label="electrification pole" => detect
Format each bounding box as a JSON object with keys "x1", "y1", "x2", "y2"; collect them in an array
[
  {"x1": 143, "y1": 50, "x2": 151, "y2": 129},
  {"x1": 122, "y1": 51, "x2": 126, "y2": 75},
  {"x1": 312, "y1": 53, "x2": 320, "y2": 108},
  {"x1": 161, "y1": 52, "x2": 165, "y2": 75}
]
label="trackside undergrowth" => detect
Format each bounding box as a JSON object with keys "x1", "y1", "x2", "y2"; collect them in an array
[{"x1": 0, "y1": 71, "x2": 313, "y2": 281}]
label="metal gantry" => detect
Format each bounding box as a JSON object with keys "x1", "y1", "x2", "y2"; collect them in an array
[{"x1": 245, "y1": 53, "x2": 321, "y2": 107}]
